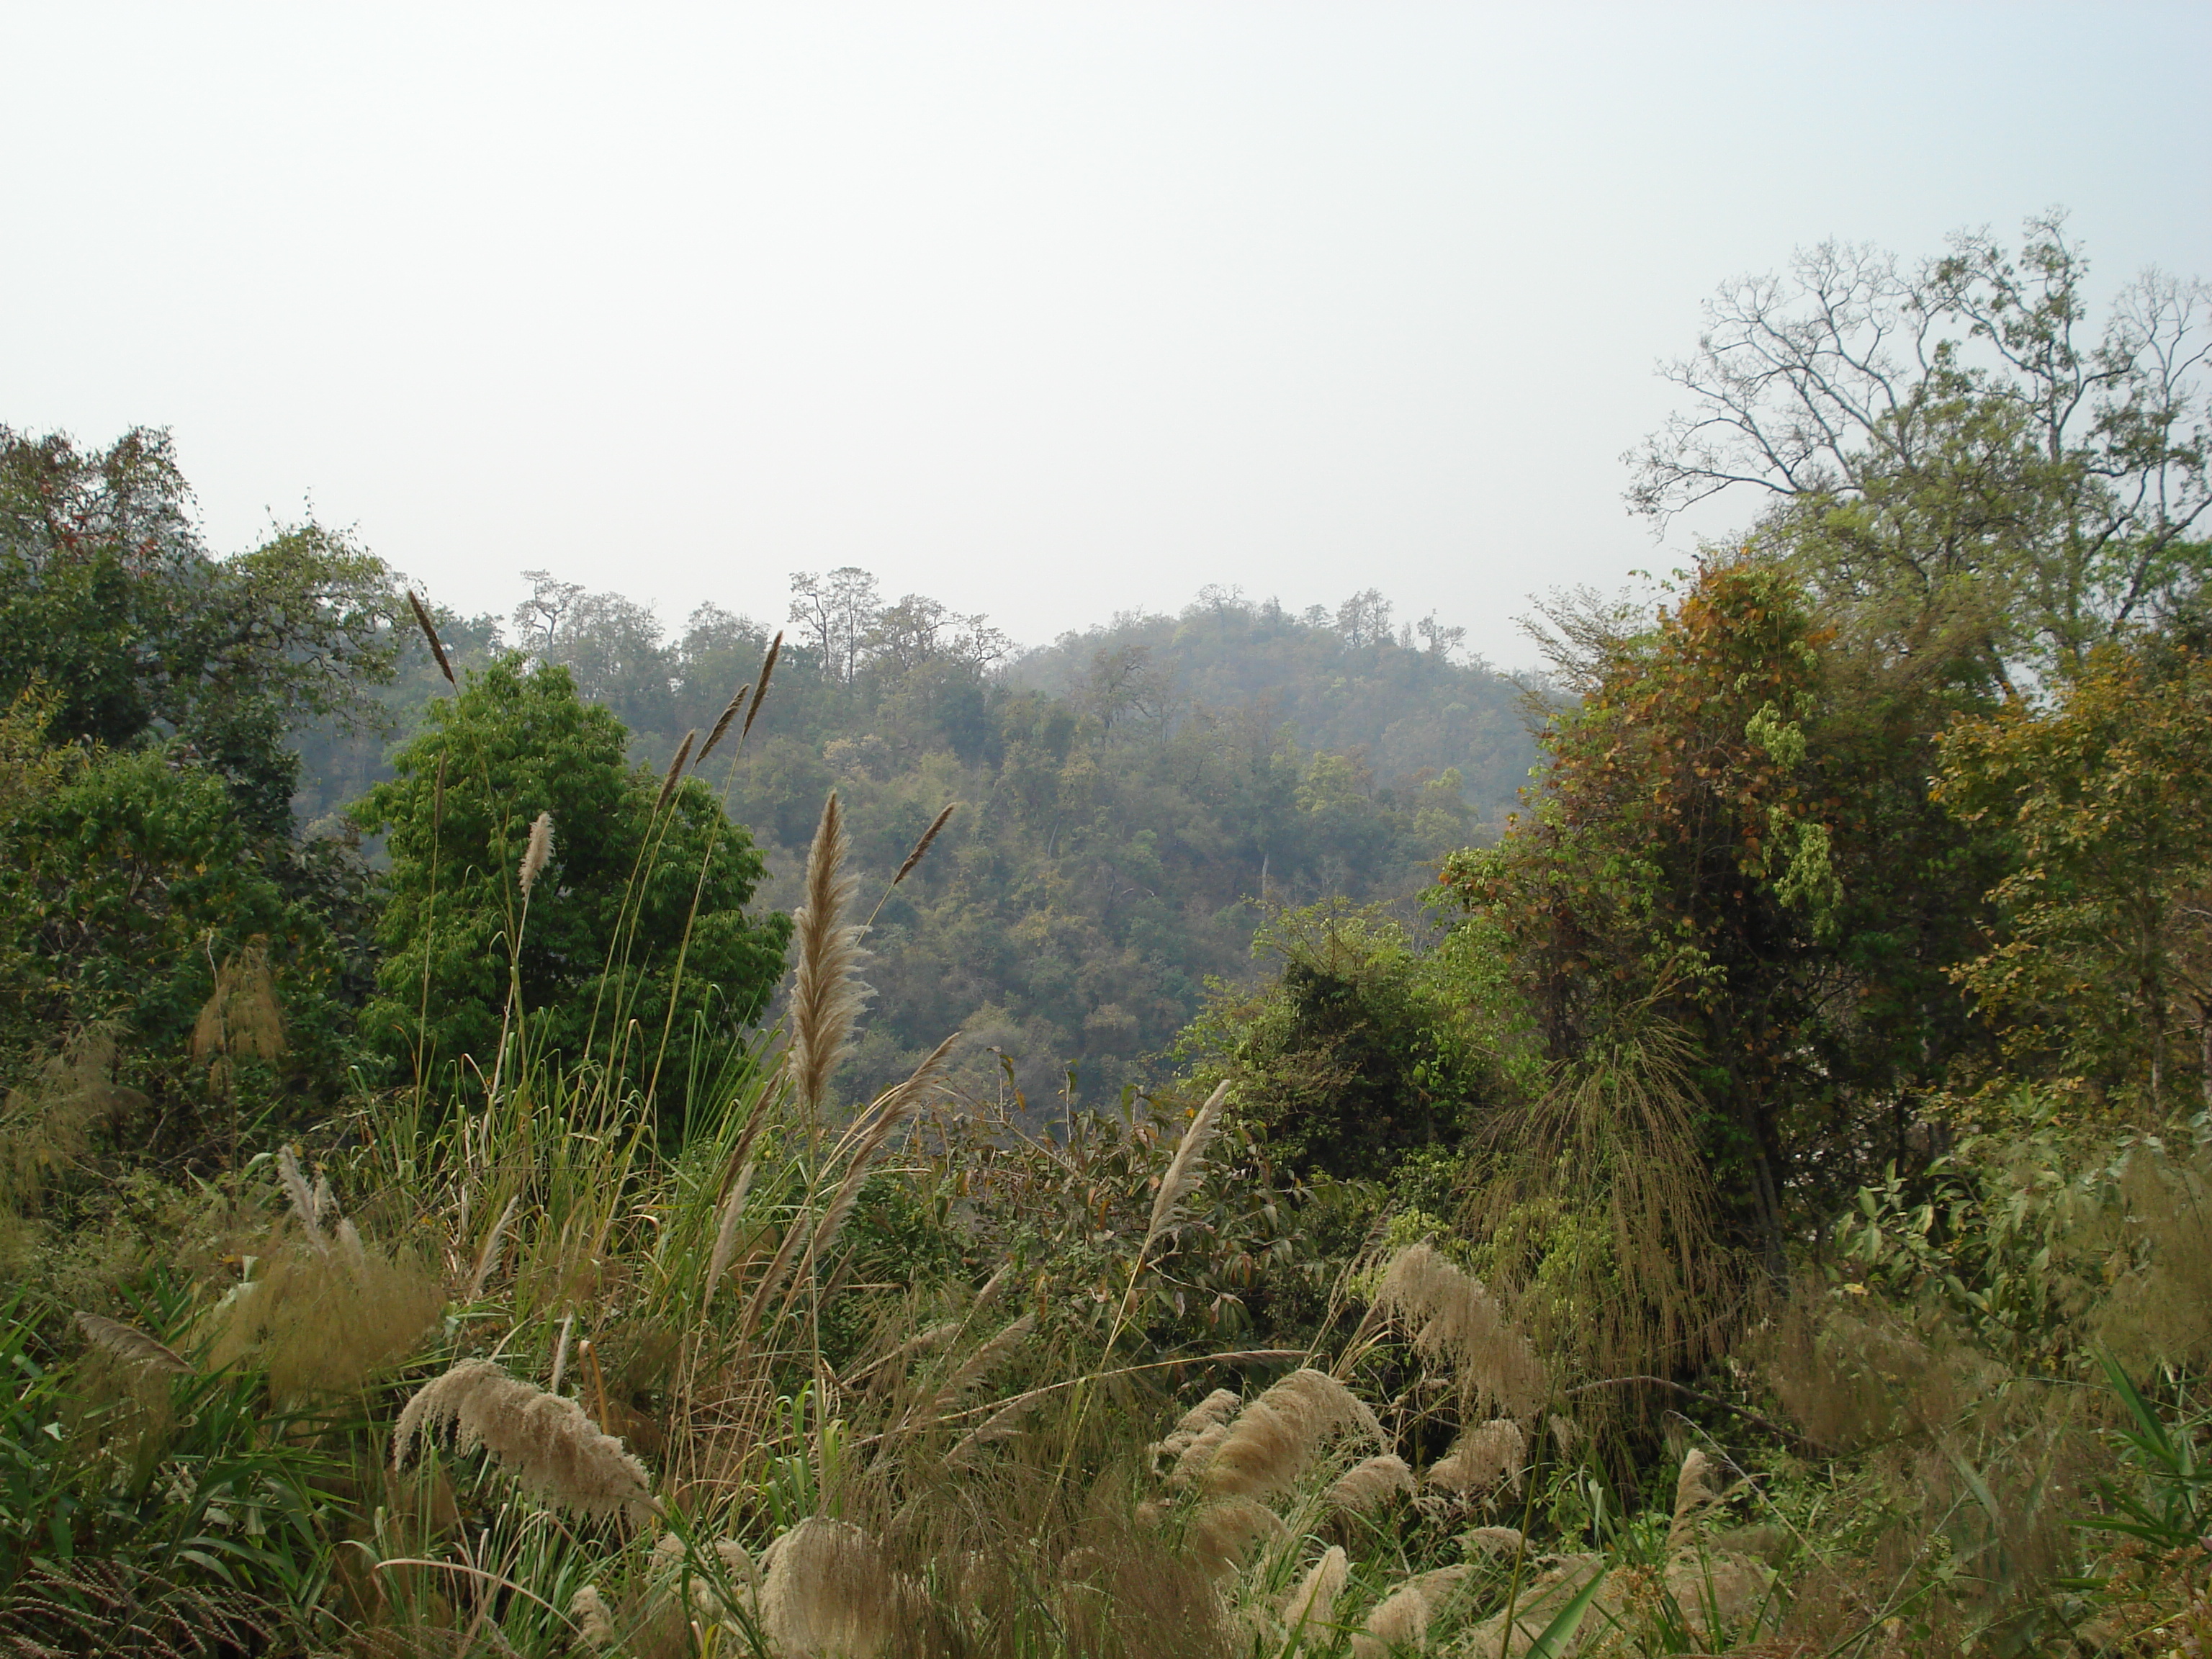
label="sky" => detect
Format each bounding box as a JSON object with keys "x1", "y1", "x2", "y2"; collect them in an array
[{"x1": 5, "y1": 3, "x2": 2209, "y2": 671}]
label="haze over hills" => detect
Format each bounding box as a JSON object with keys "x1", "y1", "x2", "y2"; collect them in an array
[{"x1": 295, "y1": 569, "x2": 1538, "y2": 1102}]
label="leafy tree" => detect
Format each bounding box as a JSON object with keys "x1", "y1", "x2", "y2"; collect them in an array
[
  {"x1": 1444, "y1": 555, "x2": 2003, "y2": 1272},
  {"x1": 1628, "y1": 213, "x2": 2211, "y2": 687},
  {"x1": 0, "y1": 711, "x2": 354, "y2": 1127},
  {"x1": 1174, "y1": 905, "x2": 1511, "y2": 1184},
  {"x1": 0, "y1": 427, "x2": 401, "y2": 838},
  {"x1": 1936, "y1": 639, "x2": 2212, "y2": 1110},
  {"x1": 352, "y1": 657, "x2": 788, "y2": 1108}
]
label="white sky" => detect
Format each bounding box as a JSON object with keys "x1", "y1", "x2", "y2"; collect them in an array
[{"x1": 6, "y1": 3, "x2": 2209, "y2": 670}]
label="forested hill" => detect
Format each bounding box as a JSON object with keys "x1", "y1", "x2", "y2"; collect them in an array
[{"x1": 295, "y1": 570, "x2": 1536, "y2": 1105}]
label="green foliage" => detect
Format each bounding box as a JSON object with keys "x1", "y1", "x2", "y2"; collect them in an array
[
  {"x1": 2081, "y1": 1352, "x2": 2212, "y2": 1554},
  {"x1": 0, "y1": 426, "x2": 401, "y2": 840},
  {"x1": 295, "y1": 572, "x2": 1527, "y2": 1107},
  {"x1": 1177, "y1": 904, "x2": 1506, "y2": 1183},
  {"x1": 1630, "y1": 212, "x2": 2211, "y2": 685},
  {"x1": 352, "y1": 655, "x2": 789, "y2": 1107},
  {"x1": 1936, "y1": 638, "x2": 2212, "y2": 1111},
  {"x1": 1444, "y1": 554, "x2": 2002, "y2": 1268}
]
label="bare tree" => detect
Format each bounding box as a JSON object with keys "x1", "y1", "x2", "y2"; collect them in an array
[
  {"x1": 513, "y1": 569, "x2": 586, "y2": 657},
  {"x1": 1627, "y1": 212, "x2": 2211, "y2": 682},
  {"x1": 1334, "y1": 588, "x2": 1393, "y2": 649},
  {"x1": 789, "y1": 567, "x2": 883, "y2": 685}
]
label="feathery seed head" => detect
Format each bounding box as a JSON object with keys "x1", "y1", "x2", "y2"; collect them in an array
[
  {"x1": 1374, "y1": 1240, "x2": 1546, "y2": 1419},
  {"x1": 739, "y1": 632, "x2": 783, "y2": 745},
  {"x1": 519, "y1": 811, "x2": 554, "y2": 897},
  {"x1": 1667, "y1": 1447, "x2": 1726, "y2": 1551},
  {"x1": 1200, "y1": 1367, "x2": 1381, "y2": 1502},
  {"x1": 74, "y1": 1311, "x2": 190, "y2": 1375},
  {"x1": 1463, "y1": 1525, "x2": 1527, "y2": 1557},
  {"x1": 407, "y1": 590, "x2": 457, "y2": 685},
  {"x1": 697, "y1": 685, "x2": 747, "y2": 765},
  {"x1": 569, "y1": 1584, "x2": 617, "y2": 1649},
  {"x1": 1190, "y1": 1498, "x2": 1285, "y2": 1579},
  {"x1": 276, "y1": 1145, "x2": 326, "y2": 1254},
  {"x1": 1147, "y1": 1081, "x2": 1231, "y2": 1242},
  {"x1": 758, "y1": 1517, "x2": 896, "y2": 1659},
  {"x1": 1350, "y1": 1567, "x2": 1472, "y2": 1659},
  {"x1": 394, "y1": 1357, "x2": 652, "y2": 1521},
  {"x1": 893, "y1": 803, "x2": 956, "y2": 886},
  {"x1": 656, "y1": 732, "x2": 697, "y2": 811},
  {"x1": 1328, "y1": 1453, "x2": 1414, "y2": 1518},
  {"x1": 1425, "y1": 1419, "x2": 1526, "y2": 1496},
  {"x1": 209, "y1": 1234, "x2": 439, "y2": 1405},
  {"x1": 1281, "y1": 1545, "x2": 1349, "y2": 1638},
  {"x1": 1153, "y1": 1387, "x2": 1241, "y2": 1472},
  {"x1": 192, "y1": 944, "x2": 285, "y2": 1068},
  {"x1": 788, "y1": 791, "x2": 871, "y2": 1118}
]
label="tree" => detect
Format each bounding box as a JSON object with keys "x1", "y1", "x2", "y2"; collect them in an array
[
  {"x1": 0, "y1": 426, "x2": 402, "y2": 837},
  {"x1": 1936, "y1": 639, "x2": 2212, "y2": 1110},
  {"x1": 1175, "y1": 906, "x2": 1503, "y2": 1184},
  {"x1": 0, "y1": 703, "x2": 355, "y2": 1123},
  {"x1": 1627, "y1": 214, "x2": 2211, "y2": 686},
  {"x1": 789, "y1": 567, "x2": 884, "y2": 686},
  {"x1": 352, "y1": 657, "x2": 788, "y2": 1108},
  {"x1": 1444, "y1": 555, "x2": 2003, "y2": 1272}
]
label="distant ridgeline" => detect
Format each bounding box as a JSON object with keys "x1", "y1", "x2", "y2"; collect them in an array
[{"x1": 293, "y1": 568, "x2": 1536, "y2": 1107}]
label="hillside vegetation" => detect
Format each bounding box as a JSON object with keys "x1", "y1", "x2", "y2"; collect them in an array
[
  {"x1": 297, "y1": 567, "x2": 1532, "y2": 1105},
  {"x1": 2, "y1": 212, "x2": 2212, "y2": 1659}
]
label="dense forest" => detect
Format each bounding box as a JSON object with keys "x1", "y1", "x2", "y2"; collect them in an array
[
  {"x1": 295, "y1": 565, "x2": 1532, "y2": 1104},
  {"x1": 4, "y1": 215, "x2": 2212, "y2": 1659}
]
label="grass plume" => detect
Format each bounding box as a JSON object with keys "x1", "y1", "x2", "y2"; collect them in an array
[
  {"x1": 696, "y1": 684, "x2": 747, "y2": 765},
  {"x1": 393, "y1": 1357, "x2": 652, "y2": 1520},
  {"x1": 655, "y1": 730, "x2": 697, "y2": 813},
  {"x1": 739, "y1": 630, "x2": 783, "y2": 745},
  {"x1": 73, "y1": 1311, "x2": 189, "y2": 1375},
  {"x1": 1200, "y1": 1367, "x2": 1380, "y2": 1503},
  {"x1": 518, "y1": 810, "x2": 554, "y2": 898},
  {"x1": 788, "y1": 791, "x2": 870, "y2": 1123},
  {"x1": 406, "y1": 589, "x2": 456, "y2": 685},
  {"x1": 1372, "y1": 1240, "x2": 1546, "y2": 1419}
]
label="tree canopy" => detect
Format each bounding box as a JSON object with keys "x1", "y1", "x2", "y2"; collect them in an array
[
  {"x1": 1627, "y1": 213, "x2": 2211, "y2": 688},
  {"x1": 351, "y1": 656, "x2": 788, "y2": 1107}
]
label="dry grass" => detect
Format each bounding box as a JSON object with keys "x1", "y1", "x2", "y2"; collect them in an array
[
  {"x1": 757, "y1": 1518, "x2": 899, "y2": 1659},
  {"x1": 1460, "y1": 1019, "x2": 1744, "y2": 1390},
  {"x1": 1424, "y1": 1418, "x2": 1525, "y2": 1496},
  {"x1": 1349, "y1": 1565, "x2": 1471, "y2": 1659},
  {"x1": 1, "y1": 1028, "x2": 142, "y2": 1225},
  {"x1": 788, "y1": 791, "x2": 870, "y2": 1123},
  {"x1": 518, "y1": 811, "x2": 554, "y2": 898},
  {"x1": 1281, "y1": 1544, "x2": 1349, "y2": 1644},
  {"x1": 1326, "y1": 1453, "x2": 1413, "y2": 1518},
  {"x1": 1373, "y1": 1240, "x2": 1547, "y2": 1419},
  {"x1": 72, "y1": 1310, "x2": 189, "y2": 1375},
  {"x1": 1201, "y1": 1367, "x2": 1381, "y2": 1502},
  {"x1": 393, "y1": 1357, "x2": 653, "y2": 1521}
]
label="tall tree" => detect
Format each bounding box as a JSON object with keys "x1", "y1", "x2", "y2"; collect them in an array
[
  {"x1": 1444, "y1": 556, "x2": 2002, "y2": 1272},
  {"x1": 1627, "y1": 214, "x2": 2211, "y2": 687},
  {"x1": 1936, "y1": 638, "x2": 2212, "y2": 1110}
]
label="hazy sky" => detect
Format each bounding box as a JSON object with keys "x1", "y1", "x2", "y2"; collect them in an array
[{"x1": 7, "y1": 3, "x2": 2209, "y2": 669}]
